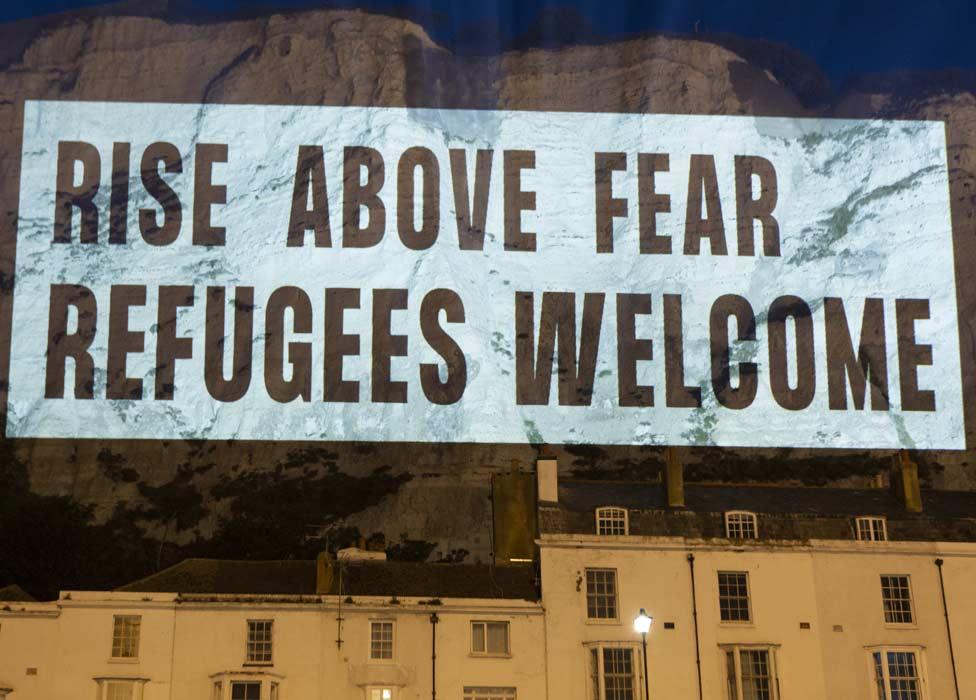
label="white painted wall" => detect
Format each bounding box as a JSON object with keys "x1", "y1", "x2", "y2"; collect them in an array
[
  {"x1": 0, "y1": 594, "x2": 545, "y2": 700},
  {"x1": 539, "y1": 536, "x2": 976, "y2": 700},
  {"x1": 5, "y1": 538, "x2": 975, "y2": 700}
]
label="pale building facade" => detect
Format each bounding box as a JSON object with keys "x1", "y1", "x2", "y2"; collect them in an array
[
  {"x1": 0, "y1": 557, "x2": 545, "y2": 700},
  {"x1": 537, "y1": 456, "x2": 976, "y2": 700}
]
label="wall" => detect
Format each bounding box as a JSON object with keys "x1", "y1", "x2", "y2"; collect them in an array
[
  {"x1": 811, "y1": 545, "x2": 976, "y2": 700},
  {"x1": 0, "y1": 594, "x2": 545, "y2": 700},
  {"x1": 538, "y1": 536, "x2": 976, "y2": 700}
]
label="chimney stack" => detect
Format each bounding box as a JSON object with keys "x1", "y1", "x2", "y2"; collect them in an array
[
  {"x1": 664, "y1": 447, "x2": 685, "y2": 508},
  {"x1": 316, "y1": 551, "x2": 334, "y2": 595},
  {"x1": 536, "y1": 457, "x2": 558, "y2": 504},
  {"x1": 891, "y1": 450, "x2": 922, "y2": 513}
]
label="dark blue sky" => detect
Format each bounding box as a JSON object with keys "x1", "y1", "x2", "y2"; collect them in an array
[{"x1": 4, "y1": 0, "x2": 974, "y2": 87}]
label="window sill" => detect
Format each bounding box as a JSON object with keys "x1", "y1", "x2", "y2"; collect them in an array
[
  {"x1": 883, "y1": 623, "x2": 919, "y2": 630},
  {"x1": 243, "y1": 662, "x2": 274, "y2": 667},
  {"x1": 719, "y1": 621, "x2": 755, "y2": 628},
  {"x1": 107, "y1": 657, "x2": 139, "y2": 664},
  {"x1": 585, "y1": 619, "x2": 621, "y2": 626}
]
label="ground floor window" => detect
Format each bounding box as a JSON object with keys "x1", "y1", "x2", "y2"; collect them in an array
[
  {"x1": 871, "y1": 648, "x2": 925, "y2": 700},
  {"x1": 210, "y1": 677, "x2": 281, "y2": 700},
  {"x1": 463, "y1": 687, "x2": 516, "y2": 700},
  {"x1": 232, "y1": 682, "x2": 262, "y2": 700},
  {"x1": 367, "y1": 687, "x2": 394, "y2": 700},
  {"x1": 723, "y1": 645, "x2": 779, "y2": 700},
  {"x1": 586, "y1": 643, "x2": 641, "y2": 700},
  {"x1": 94, "y1": 678, "x2": 147, "y2": 700}
]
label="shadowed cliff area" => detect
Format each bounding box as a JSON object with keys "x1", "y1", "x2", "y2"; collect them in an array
[{"x1": 1, "y1": 3, "x2": 976, "y2": 599}]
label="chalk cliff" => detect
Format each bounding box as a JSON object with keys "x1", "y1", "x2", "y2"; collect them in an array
[{"x1": 1, "y1": 3, "x2": 974, "y2": 597}]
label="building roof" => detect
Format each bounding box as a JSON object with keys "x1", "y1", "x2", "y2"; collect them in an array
[
  {"x1": 558, "y1": 480, "x2": 976, "y2": 519},
  {"x1": 0, "y1": 584, "x2": 36, "y2": 602},
  {"x1": 117, "y1": 558, "x2": 538, "y2": 600},
  {"x1": 117, "y1": 560, "x2": 316, "y2": 596}
]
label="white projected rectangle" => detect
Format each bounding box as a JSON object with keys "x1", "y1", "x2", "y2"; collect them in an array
[{"x1": 5, "y1": 100, "x2": 964, "y2": 448}]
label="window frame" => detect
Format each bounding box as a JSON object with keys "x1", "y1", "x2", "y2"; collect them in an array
[
  {"x1": 470, "y1": 620, "x2": 511, "y2": 657},
  {"x1": 584, "y1": 568, "x2": 620, "y2": 623},
  {"x1": 866, "y1": 645, "x2": 928, "y2": 700},
  {"x1": 595, "y1": 506, "x2": 629, "y2": 536},
  {"x1": 93, "y1": 677, "x2": 148, "y2": 700},
  {"x1": 724, "y1": 511, "x2": 759, "y2": 540},
  {"x1": 369, "y1": 620, "x2": 396, "y2": 662},
  {"x1": 229, "y1": 680, "x2": 263, "y2": 700},
  {"x1": 584, "y1": 641, "x2": 643, "y2": 700},
  {"x1": 366, "y1": 687, "x2": 395, "y2": 700},
  {"x1": 110, "y1": 614, "x2": 142, "y2": 660},
  {"x1": 718, "y1": 571, "x2": 753, "y2": 625},
  {"x1": 880, "y1": 574, "x2": 915, "y2": 626},
  {"x1": 245, "y1": 619, "x2": 275, "y2": 665},
  {"x1": 855, "y1": 516, "x2": 888, "y2": 542},
  {"x1": 463, "y1": 687, "x2": 516, "y2": 700},
  {"x1": 209, "y1": 673, "x2": 283, "y2": 700},
  {"x1": 720, "y1": 644, "x2": 780, "y2": 700}
]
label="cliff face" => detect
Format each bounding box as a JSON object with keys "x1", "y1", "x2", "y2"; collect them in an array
[{"x1": 1, "y1": 5, "x2": 975, "y2": 597}]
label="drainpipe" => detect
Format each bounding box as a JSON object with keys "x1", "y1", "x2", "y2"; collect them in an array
[
  {"x1": 687, "y1": 553, "x2": 704, "y2": 700},
  {"x1": 934, "y1": 559, "x2": 961, "y2": 700},
  {"x1": 430, "y1": 613, "x2": 439, "y2": 700}
]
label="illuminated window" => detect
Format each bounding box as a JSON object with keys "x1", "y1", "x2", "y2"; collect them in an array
[
  {"x1": 585, "y1": 569, "x2": 618, "y2": 620},
  {"x1": 718, "y1": 572, "x2": 751, "y2": 623},
  {"x1": 725, "y1": 512, "x2": 758, "y2": 540},
  {"x1": 587, "y1": 645, "x2": 639, "y2": 700},
  {"x1": 370, "y1": 621, "x2": 394, "y2": 660},
  {"x1": 111, "y1": 615, "x2": 141, "y2": 659},
  {"x1": 881, "y1": 575, "x2": 914, "y2": 624},
  {"x1": 368, "y1": 688, "x2": 394, "y2": 700},
  {"x1": 230, "y1": 682, "x2": 261, "y2": 700},
  {"x1": 105, "y1": 681, "x2": 135, "y2": 700},
  {"x1": 724, "y1": 646, "x2": 779, "y2": 700},
  {"x1": 596, "y1": 507, "x2": 628, "y2": 536},
  {"x1": 856, "y1": 517, "x2": 888, "y2": 542},
  {"x1": 94, "y1": 679, "x2": 146, "y2": 700},
  {"x1": 464, "y1": 687, "x2": 516, "y2": 700},
  {"x1": 246, "y1": 620, "x2": 273, "y2": 663},
  {"x1": 871, "y1": 649, "x2": 923, "y2": 700},
  {"x1": 471, "y1": 621, "x2": 510, "y2": 655}
]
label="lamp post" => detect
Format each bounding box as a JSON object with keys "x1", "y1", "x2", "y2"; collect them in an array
[{"x1": 633, "y1": 608, "x2": 653, "y2": 700}]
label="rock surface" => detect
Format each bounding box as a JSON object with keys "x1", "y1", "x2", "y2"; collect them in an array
[{"x1": 0, "y1": 3, "x2": 975, "y2": 595}]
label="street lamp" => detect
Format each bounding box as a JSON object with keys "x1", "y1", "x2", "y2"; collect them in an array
[{"x1": 633, "y1": 609, "x2": 653, "y2": 700}]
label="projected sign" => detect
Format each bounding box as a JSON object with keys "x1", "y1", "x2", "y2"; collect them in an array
[{"x1": 5, "y1": 100, "x2": 964, "y2": 448}]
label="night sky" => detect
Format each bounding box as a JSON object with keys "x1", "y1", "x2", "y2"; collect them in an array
[{"x1": 2, "y1": 0, "x2": 973, "y2": 88}]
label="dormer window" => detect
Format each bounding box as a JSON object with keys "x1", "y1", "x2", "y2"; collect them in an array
[
  {"x1": 596, "y1": 507, "x2": 628, "y2": 536},
  {"x1": 856, "y1": 516, "x2": 888, "y2": 541},
  {"x1": 725, "y1": 511, "x2": 758, "y2": 540}
]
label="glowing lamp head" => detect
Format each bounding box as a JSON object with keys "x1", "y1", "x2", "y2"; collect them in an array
[{"x1": 633, "y1": 608, "x2": 653, "y2": 635}]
